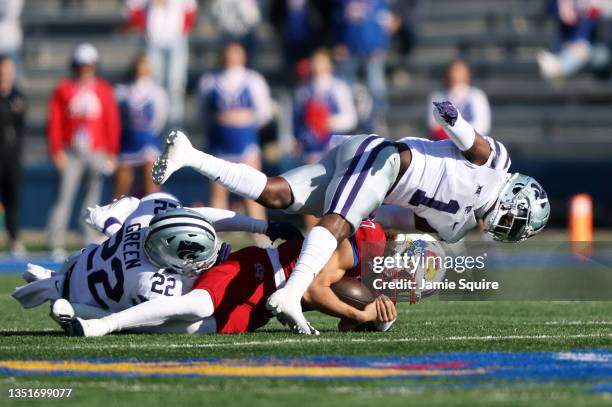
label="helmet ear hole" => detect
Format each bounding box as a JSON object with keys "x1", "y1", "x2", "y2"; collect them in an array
[{"x1": 165, "y1": 236, "x2": 176, "y2": 244}]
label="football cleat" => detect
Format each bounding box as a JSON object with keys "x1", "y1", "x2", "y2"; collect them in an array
[
  {"x1": 267, "y1": 288, "x2": 319, "y2": 335},
  {"x1": 50, "y1": 299, "x2": 75, "y2": 331},
  {"x1": 22, "y1": 263, "x2": 54, "y2": 283},
  {"x1": 152, "y1": 130, "x2": 194, "y2": 185},
  {"x1": 66, "y1": 318, "x2": 109, "y2": 337}
]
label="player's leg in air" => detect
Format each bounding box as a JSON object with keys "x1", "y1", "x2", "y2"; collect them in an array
[{"x1": 152, "y1": 131, "x2": 405, "y2": 334}]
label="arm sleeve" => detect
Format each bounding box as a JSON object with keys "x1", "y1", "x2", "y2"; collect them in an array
[
  {"x1": 188, "y1": 206, "x2": 268, "y2": 234},
  {"x1": 374, "y1": 205, "x2": 416, "y2": 232},
  {"x1": 328, "y1": 80, "x2": 357, "y2": 133},
  {"x1": 100, "y1": 290, "x2": 215, "y2": 333},
  {"x1": 469, "y1": 88, "x2": 491, "y2": 137},
  {"x1": 47, "y1": 86, "x2": 64, "y2": 157},
  {"x1": 250, "y1": 73, "x2": 273, "y2": 128}
]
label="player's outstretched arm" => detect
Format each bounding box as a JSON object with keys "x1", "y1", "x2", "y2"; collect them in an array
[
  {"x1": 189, "y1": 207, "x2": 269, "y2": 233},
  {"x1": 302, "y1": 240, "x2": 371, "y2": 323},
  {"x1": 70, "y1": 290, "x2": 214, "y2": 337},
  {"x1": 188, "y1": 206, "x2": 302, "y2": 242},
  {"x1": 433, "y1": 101, "x2": 492, "y2": 165}
]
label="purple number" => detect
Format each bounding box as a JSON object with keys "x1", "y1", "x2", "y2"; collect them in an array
[{"x1": 409, "y1": 189, "x2": 460, "y2": 214}]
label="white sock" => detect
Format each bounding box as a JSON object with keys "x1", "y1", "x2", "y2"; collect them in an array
[
  {"x1": 283, "y1": 226, "x2": 338, "y2": 297},
  {"x1": 441, "y1": 111, "x2": 476, "y2": 151},
  {"x1": 99, "y1": 290, "x2": 214, "y2": 334},
  {"x1": 187, "y1": 150, "x2": 267, "y2": 201}
]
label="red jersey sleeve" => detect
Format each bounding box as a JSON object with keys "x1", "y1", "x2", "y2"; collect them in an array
[
  {"x1": 192, "y1": 260, "x2": 239, "y2": 309},
  {"x1": 100, "y1": 81, "x2": 121, "y2": 155},
  {"x1": 47, "y1": 83, "x2": 66, "y2": 157}
]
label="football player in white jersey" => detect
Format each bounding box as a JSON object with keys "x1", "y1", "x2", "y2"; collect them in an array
[
  {"x1": 12, "y1": 192, "x2": 302, "y2": 333},
  {"x1": 151, "y1": 101, "x2": 551, "y2": 334}
]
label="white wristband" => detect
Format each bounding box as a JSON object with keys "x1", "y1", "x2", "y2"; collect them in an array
[{"x1": 443, "y1": 113, "x2": 476, "y2": 151}]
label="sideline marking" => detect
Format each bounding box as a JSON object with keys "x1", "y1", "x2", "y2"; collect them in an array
[{"x1": 0, "y1": 350, "x2": 611, "y2": 380}]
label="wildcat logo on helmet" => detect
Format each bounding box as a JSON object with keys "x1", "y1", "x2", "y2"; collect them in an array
[
  {"x1": 144, "y1": 207, "x2": 220, "y2": 275},
  {"x1": 177, "y1": 241, "x2": 207, "y2": 260}
]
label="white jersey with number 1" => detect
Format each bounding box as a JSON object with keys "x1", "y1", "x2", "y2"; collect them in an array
[{"x1": 385, "y1": 137, "x2": 511, "y2": 242}]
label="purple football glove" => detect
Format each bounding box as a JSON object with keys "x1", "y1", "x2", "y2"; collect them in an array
[
  {"x1": 266, "y1": 221, "x2": 303, "y2": 242},
  {"x1": 433, "y1": 101, "x2": 458, "y2": 126}
]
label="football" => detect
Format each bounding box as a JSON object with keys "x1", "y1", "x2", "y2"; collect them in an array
[{"x1": 331, "y1": 277, "x2": 376, "y2": 310}]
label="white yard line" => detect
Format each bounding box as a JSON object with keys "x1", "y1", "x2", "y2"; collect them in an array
[
  {"x1": 542, "y1": 320, "x2": 612, "y2": 325},
  {"x1": 0, "y1": 333, "x2": 610, "y2": 351}
]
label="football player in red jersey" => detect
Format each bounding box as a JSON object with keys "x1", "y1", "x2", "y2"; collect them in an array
[{"x1": 66, "y1": 219, "x2": 396, "y2": 337}]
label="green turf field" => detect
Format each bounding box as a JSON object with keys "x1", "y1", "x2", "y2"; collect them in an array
[{"x1": 1, "y1": 273, "x2": 611, "y2": 406}]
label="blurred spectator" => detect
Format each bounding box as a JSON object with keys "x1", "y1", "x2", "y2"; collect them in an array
[
  {"x1": 197, "y1": 42, "x2": 271, "y2": 222},
  {"x1": 271, "y1": 0, "x2": 333, "y2": 82},
  {"x1": 538, "y1": 0, "x2": 602, "y2": 80},
  {"x1": 126, "y1": 0, "x2": 197, "y2": 124},
  {"x1": 428, "y1": 60, "x2": 491, "y2": 139},
  {"x1": 46, "y1": 43, "x2": 120, "y2": 259},
  {"x1": 114, "y1": 54, "x2": 168, "y2": 198},
  {"x1": 332, "y1": 0, "x2": 393, "y2": 132},
  {"x1": 211, "y1": 0, "x2": 261, "y2": 61},
  {"x1": 293, "y1": 49, "x2": 357, "y2": 164},
  {"x1": 0, "y1": 0, "x2": 23, "y2": 76},
  {"x1": 292, "y1": 48, "x2": 357, "y2": 230},
  {"x1": 0, "y1": 56, "x2": 26, "y2": 257},
  {"x1": 388, "y1": 0, "x2": 422, "y2": 85}
]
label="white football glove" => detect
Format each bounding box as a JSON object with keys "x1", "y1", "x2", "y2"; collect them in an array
[{"x1": 84, "y1": 196, "x2": 140, "y2": 236}]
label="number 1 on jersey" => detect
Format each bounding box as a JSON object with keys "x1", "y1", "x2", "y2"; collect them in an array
[{"x1": 409, "y1": 189, "x2": 460, "y2": 214}]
